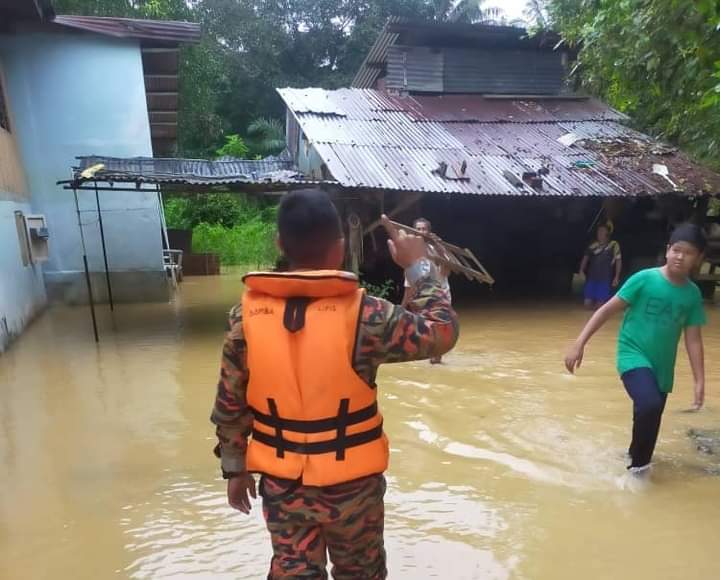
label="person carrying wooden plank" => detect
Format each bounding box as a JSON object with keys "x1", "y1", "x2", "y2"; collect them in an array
[{"x1": 401, "y1": 218, "x2": 452, "y2": 364}]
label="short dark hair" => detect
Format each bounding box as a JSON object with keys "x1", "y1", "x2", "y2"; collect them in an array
[
  {"x1": 414, "y1": 217, "x2": 432, "y2": 230},
  {"x1": 277, "y1": 189, "x2": 343, "y2": 267},
  {"x1": 669, "y1": 223, "x2": 706, "y2": 253}
]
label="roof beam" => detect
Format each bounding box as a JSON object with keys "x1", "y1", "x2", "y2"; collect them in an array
[{"x1": 141, "y1": 47, "x2": 179, "y2": 53}]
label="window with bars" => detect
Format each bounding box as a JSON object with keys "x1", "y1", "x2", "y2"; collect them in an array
[{"x1": 0, "y1": 75, "x2": 10, "y2": 132}]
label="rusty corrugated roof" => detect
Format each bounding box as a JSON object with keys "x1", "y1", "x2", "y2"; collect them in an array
[
  {"x1": 279, "y1": 87, "x2": 720, "y2": 197},
  {"x1": 53, "y1": 15, "x2": 201, "y2": 44}
]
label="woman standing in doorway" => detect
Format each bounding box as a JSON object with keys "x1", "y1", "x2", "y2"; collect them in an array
[{"x1": 579, "y1": 223, "x2": 622, "y2": 310}]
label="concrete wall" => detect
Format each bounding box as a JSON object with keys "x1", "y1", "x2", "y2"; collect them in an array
[
  {"x1": 0, "y1": 59, "x2": 47, "y2": 352},
  {"x1": 0, "y1": 200, "x2": 47, "y2": 351},
  {"x1": 0, "y1": 31, "x2": 168, "y2": 304}
]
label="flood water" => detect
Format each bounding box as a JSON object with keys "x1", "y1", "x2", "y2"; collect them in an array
[{"x1": 1, "y1": 272, "x2": 719, "y2": 580}]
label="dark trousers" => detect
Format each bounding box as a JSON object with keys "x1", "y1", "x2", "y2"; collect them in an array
[{"x1": 621, "y1": 368, "x2": 668, "y2": 468}]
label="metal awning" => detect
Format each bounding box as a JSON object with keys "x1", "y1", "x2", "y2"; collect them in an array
[
  {"x1": 59, "y1": 154, "x2": 334, "y2": 193},
  {"x1": 57, "y1": 154, "x2": 335, "y2": 343}
]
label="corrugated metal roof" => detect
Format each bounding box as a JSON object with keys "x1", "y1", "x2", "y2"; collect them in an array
[
  {"x1": 352, "y1": 17, "x2": 401, "y2": 89},
  {"x1": 386, "y1": 46, "x2": 444, "y2": 92},
  {"x1": 443, "y1": 48, "x2": 565, "y2": 95},
  {"x1": 68, "y1": 154, "x2": 331, "y2": 189},
  {"x1": 402, "y1": 94, "x2": 627, "y2": 123},
  {"x1": 352, "y1": 19, "x2": 565, "y2": 90},
  {"x1": 386, "y1": 45, "x2": 566, "y2": 95},
  {"x1": 278, "y1": 87, "x2": 720, "y2": 197},
  {"x1": 52, "y1": 15, "x2": 201, "y2": 44},
  {"x1": 297, "y1": 115, "x2": 464, "y2": 150}
]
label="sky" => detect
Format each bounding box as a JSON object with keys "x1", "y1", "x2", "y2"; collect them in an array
[{"x1": 487, "y1": 0, "x2": 529, "y2": 23}]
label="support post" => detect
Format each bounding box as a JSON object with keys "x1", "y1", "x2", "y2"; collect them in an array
[
  {"x1": 94, "y1": 181, "x2": 114, "y2": 311},
  {"x1": 157, "y1": 185, "x2": 171, "y2": 252},
  {"x1": 73, "y1": 187, "x2": 99, "y2": 343}
]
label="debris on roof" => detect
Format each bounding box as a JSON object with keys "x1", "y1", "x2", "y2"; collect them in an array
[{"x1": 279, "y1": 87, "x2": 720, "y2": 197}]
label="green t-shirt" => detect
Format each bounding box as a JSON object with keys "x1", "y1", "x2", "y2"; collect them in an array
[{"x1": 617, "y1": 268, "x2": 706, "y2": 393}]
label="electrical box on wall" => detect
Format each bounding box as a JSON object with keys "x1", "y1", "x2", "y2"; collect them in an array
[
  {"x1": 14, "y1": 212, "x2": 49, "y2": 265},
  {"x1": 25, "y1": 215, "x2": 49, "y2": 263},
  {"x1": 14, "y1": 211, "x2": 31, "y2": 266}
]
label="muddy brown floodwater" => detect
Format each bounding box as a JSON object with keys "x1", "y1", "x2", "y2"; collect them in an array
[{"x1": 1, "y1": 272, "x2": 719, "y2": 579}]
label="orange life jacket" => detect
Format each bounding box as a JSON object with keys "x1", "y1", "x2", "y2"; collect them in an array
[{"x1": 242, "y1": 270, "x2": 389, "y2": 486}]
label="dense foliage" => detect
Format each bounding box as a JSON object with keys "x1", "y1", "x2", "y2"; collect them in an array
[
  {"x1": 164, "y1": 194, "x2": 278, "y2": 266},
  {"x1": 191, "y1": 220, "x2": 278, "y2": 267},
  {"x1": 55, "y1": 0, "x2": 512, "y2": 157},
  {"x1": 545, "y1": 0, "x2": 720, "y2": 167}
]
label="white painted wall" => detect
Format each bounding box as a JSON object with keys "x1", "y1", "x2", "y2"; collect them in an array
[
  {"x1": 0, "y1": 200, "x2": 46, "y2": 351},
  {"x1": 0, "y1": 32, "x2": 168, "y2": 304}
]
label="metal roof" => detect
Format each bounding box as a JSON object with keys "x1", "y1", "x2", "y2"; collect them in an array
[
  {"x1": 385, "y1": 45, "x2": 567, "y2": 95},
  {"x1": 352, "y1": 17, "x2": 401, "y2": 90},
  {"x1": 352, "y1": 18, "x2": 564, "y2": 90},
  {"x1": 52, "y1": 15, "x2": 201, "y2": 44},
  {"x1": 278, "y1": 87, "x2": 720, "y2": 197},
  {"x1": 65, "y1": 154, "x2": 333, "y2": 191}
]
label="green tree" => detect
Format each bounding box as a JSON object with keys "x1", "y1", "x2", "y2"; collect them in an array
[
  {"x1": 544, "y1": 0, "x2": 720, "y2": 166},
  {"x1": 216, "y1": 134, "x2": 250, "y2": 159},
  {"x1": 55, "y1": 0, "x2": 137, "y2": 16},
  {"x1": 246, "y1": 118, "x2": 286, "y2": 157},
  {"x1": 524, "y1": 0, "x2": 548, "y2": 29},
  {"x1": 206, "y1": 0, "x2": 435, "y2": 136},
  {"x1": 433, "y1": 0, "x2": 504, "y2": 23},
  {"x1": 164, "y1": 192, "x2": 275, "y2": 228},
  {"x1": 163, "y1": 193, "x2": 279, "y2": 266},
  {"x1": 177, "y1": 38, "x2": 225, "y2": 157}
]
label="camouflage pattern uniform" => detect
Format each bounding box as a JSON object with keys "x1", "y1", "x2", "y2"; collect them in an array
[{"x1": 211, "y1": 276, "x2": 458, "y2": 579}]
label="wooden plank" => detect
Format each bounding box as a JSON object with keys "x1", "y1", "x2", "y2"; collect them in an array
[
  {"x1": 387, "y1": 219, "x2": 494, "y2": 285},
  {"x1": 363, "y1": 193, "x2": 423, "y2": 236}
]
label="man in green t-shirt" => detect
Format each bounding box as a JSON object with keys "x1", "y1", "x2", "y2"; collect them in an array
[{"x1": 564, "y1": 223, "x2": 707, "y2": 476}]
